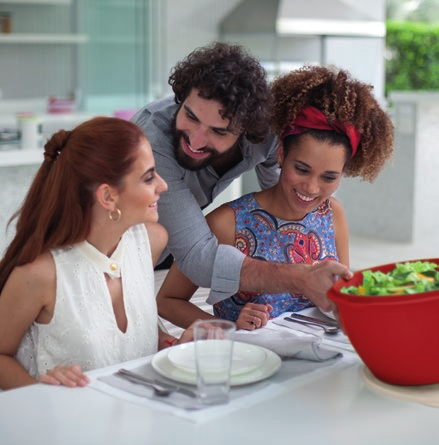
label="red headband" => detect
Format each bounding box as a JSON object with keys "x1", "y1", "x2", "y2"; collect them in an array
[{"x1": 280, "y1": 106, "x2": 361, "y2": 158}]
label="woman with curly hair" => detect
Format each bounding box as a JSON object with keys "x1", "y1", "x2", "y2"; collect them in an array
[
  {"x1": 157, "y1": 65, "x2": 394, "y2": 330},
  {"x1": 271, "y1": 65, "x2": 394, "y2": 182}
]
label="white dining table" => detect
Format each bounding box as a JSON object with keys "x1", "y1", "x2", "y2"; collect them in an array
[
  {"x1": 1, "y1": 342, "x2": 438, "y2": 445},
  {"x1": 2, "y1": 271, "x2": 438, "y2": 445}
]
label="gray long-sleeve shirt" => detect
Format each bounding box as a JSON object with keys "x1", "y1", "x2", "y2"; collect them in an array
[{"x1": 132, "y1": 97, "x2": 279, "y2": 304}]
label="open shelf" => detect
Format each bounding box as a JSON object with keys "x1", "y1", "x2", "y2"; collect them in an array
[
  {"x1": 0, "y1": 33, "x2": 88, "y2": 44},
  {"x1": 0, "y1": 0, "x2": 71, "y2": 4}
]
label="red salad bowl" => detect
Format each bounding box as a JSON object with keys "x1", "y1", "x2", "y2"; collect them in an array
[{"x1": 328, "y1": 258, "x2": 439, "y2": 386}]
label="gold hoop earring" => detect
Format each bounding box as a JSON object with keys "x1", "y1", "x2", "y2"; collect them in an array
[{"x1": 108, "y1": 208, "x2": 122, "y2": 222}]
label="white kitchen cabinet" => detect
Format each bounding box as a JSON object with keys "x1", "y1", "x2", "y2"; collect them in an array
[
  {"x1": 0, "y1": 0, "x2": 86, "y2": 100},
  {"x1": 0, "y1": 0, "x2": 86, "y2": 43}
]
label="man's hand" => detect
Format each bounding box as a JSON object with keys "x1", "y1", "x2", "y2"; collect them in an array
[
  {"x1": 241, "y1": 257, "x2": 352, "y2": 313},
  {"x1": 297, "y1": 261, "x2": 352, "y2": 312}
]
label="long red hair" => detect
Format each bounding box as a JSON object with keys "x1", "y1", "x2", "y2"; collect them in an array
[{"x1": 0, "y1": 116, "x2": 144, "y2": 292}]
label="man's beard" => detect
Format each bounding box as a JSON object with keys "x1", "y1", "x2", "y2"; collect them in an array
[{"x1": 171, "y1": 112, "x2": 242, "y2": 172}]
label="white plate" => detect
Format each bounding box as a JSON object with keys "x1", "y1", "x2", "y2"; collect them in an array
[
  {"x1": 152, "y1": 341, "x2": 282, "y2": 386},
  {"x1": 168, "y1": 341, "x2": 266, "y2": 376}
]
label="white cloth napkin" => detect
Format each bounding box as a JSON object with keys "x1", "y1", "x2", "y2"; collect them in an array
[
  {"x1": 235, "y1": 326, "x2": 340, "y2": 361},
  {"x1": 234, "y1": 309, "x2": 353, "y2": 361}
]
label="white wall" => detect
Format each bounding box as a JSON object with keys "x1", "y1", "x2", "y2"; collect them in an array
[
  {"x1": 324, "y1": 37, "x2": 385, "y2": 100},
  {"x1": 337, "y1": 91, "x2": 439, "y2": 243},
  {"x1": 161, "y1": 0, "x2": 242, "y2": 95},
  {"x1": 343, "y1": 0, "x2": 386, "y2": 20}
]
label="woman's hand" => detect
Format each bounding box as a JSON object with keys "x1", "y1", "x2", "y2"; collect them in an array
[
  {"x1": 175, "y1": 319, "x2": 201, "y2": 345},
  {"x1": 236, "y1": 303, "x2": 273, "y2": 331},
  {"x1": 39, "y1": 364, "x2": 90, "y2": 388}
]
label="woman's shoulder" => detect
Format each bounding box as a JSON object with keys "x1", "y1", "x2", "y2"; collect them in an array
[
  {"x1": 206, "y1": 202, "x2": 236, "y2": 225},
  {"x1": 6, "y1": 251, "x2": 56, "y2": 305},
  {"x1": 329, "y1": 195, "x2": 347, "y2": 224},
  {"x1": 228, "y1": 193, "x2": 255, "y2": 207},
  {"x1": 15, "y1": 251, "x2": 55, "y2": 285},
  {"x1": 143, "y1": 222, "x2": 168, "y2": 265},
  {"x1": 143, "y1": 222, "x2": 168, "y2": 245},
  {"x1": 329, "y1": 196, "x2": 344, "y2": 213}
]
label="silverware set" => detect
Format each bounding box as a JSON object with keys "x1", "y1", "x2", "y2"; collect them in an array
[
  {"x1": 115, "y1": 368, "x2": 197, "y2": 398},
  {"x1": 284, "y1": 313, "x2": 340, "y2": 334}
]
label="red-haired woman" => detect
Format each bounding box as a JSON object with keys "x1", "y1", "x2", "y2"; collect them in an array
[{"x1": 0, "y1": 117, "x2": 194, "y2": 390}]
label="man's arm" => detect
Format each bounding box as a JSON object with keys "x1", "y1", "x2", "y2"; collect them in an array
[
  {"x1": 204, "y1": 202, "x2": 352, "y2": 309},
  {"x1": 153, "y1": 149, "x2": 243, "y2": 295},
  {"x1": 239, "y1": 258, "x2": 352, "y2": 313}
]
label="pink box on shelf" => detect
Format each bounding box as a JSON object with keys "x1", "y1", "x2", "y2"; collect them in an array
[
  {"x1": 47, "y1": 97, "x2": 76, "y2": 114},
  {"x1": 113, "y1": 109, "x2": 137, "y2": 120}
]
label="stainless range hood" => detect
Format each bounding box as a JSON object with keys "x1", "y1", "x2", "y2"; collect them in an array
[
  {"x1": 220, "y1": 0, "x2": 385, "y2": 38},
  {"x1": 220, "y1": 0, "x2": 387, "y2": 197}
]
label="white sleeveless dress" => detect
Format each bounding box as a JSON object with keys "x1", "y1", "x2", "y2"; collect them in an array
[{"x1": 15, "y1": 224, "x2": 158, "y2": 378}]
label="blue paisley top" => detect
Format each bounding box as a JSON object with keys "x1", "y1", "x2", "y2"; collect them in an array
[{"x1": 213, "y1": 193, "x2": 339, "y2": 321}]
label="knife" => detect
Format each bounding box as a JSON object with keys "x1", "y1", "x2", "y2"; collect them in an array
[
  {"x1": 284, "y1": 315, "x2": 340, "y2": 334},
  {"x1": 290, "y1": 312, "x2": 339, "y2": 328},
  {"x1": 116, "y1": 368, "x2": 198, "y2": 398}
]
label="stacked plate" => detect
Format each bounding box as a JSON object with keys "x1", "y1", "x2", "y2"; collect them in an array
[{"x1": 152, "y1": 341, "x2": 281, "y2": 386}]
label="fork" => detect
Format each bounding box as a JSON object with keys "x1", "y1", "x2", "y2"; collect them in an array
[{"x1": 115, "y1": 368, "x2": 197, "y2": 398}]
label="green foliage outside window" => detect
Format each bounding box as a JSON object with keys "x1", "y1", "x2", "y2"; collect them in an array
[{"x1": 386, "y1": 20, "x2": 439, "y2": 95}]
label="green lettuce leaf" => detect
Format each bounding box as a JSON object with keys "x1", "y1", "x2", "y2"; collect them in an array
[{"x1": 340, "y1": 261, "x2": 439, "y2": 296}]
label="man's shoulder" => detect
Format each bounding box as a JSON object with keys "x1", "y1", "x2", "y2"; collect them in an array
[
  {"x1": 131, "y1": 96, "x2": 176, "y2": 125},
  {"x1": 131, "y1": 96, "x2": 179, "y2": 158},
  {"x1": 144, "y1": 96, "x2": 176, "y2": 114}
]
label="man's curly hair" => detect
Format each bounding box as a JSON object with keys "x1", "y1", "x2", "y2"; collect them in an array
[
  {"x1": 168, "y1": 41, "x2": 271, "y2": 144},
  {"x1": 271, "y1": 65, "x2": 394, "y2": 182}
]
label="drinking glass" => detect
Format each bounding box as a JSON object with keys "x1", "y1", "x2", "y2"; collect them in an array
[{"x1": 193, "y1": 319, "x2": 236, "y2": 405}]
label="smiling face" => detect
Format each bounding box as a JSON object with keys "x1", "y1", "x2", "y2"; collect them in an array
[
  {"x1": 172, "y1": 88, "x2": 242, "y2": 171},
  {"x1": 274, "y1": 132, "x2": 347, "y2": 221},
  {"x1": 117, "y1": 137, "x2": 168, "y2": 226}
]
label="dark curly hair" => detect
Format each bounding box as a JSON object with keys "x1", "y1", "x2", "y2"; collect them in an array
[
  {"x1": 168, "y1": 41, "x2": 271, "y2": 144},
  {"x1": 271, "y1": 65, "x2": 394, "y2": 182}
]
